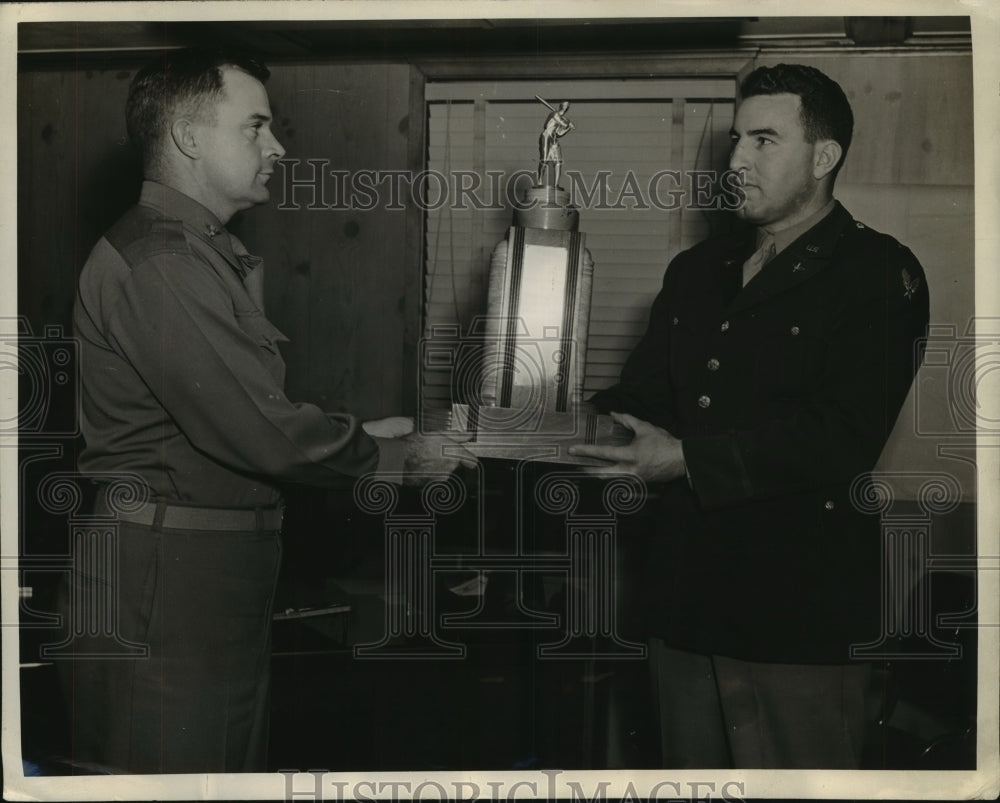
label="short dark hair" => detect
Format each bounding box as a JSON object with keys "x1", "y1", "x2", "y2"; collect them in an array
[
  {"x1": 126, "y1": 47, "x2": 270, "y2": 176},
  {"x1": 739, "y1": 63, "x2": 854, "y2": 178}
]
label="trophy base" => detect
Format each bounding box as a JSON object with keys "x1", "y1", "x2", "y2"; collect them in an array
[{"x1": 447, "y1": 403, "x2": 631, "y2": 466}]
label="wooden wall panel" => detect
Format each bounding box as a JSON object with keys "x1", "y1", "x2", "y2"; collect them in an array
[
  {"x1": 17, "y1": 67, "x2": 140, "y2": 336},
  {"x1": 231, "y1": 62, "x2": 413, "y2": 419},
  {"x1": 755, "y1": 53, "x2": 973, "y2": 186}
]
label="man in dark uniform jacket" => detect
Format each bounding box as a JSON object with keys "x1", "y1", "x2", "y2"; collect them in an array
[{"x1": 570, "y1": 64, "x2": 929, "y2": 768}]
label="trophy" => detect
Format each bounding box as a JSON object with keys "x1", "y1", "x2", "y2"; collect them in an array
[{"x1": 445, "y1": 98, "x2": 629, "y2": 463}]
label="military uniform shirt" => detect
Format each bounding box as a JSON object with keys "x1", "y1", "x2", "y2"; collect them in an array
[{"x1": 74, "y1": 181, "x2": 404, "y2": 508}]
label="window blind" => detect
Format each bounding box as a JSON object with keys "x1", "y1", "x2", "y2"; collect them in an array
[{"x1": 421, "y1": 79, "x2": 735, "y2": 412}]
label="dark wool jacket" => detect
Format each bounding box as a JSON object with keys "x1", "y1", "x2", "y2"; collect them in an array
[{"x1": 591, "y1": 202, "x2": 930, "y2": 663}]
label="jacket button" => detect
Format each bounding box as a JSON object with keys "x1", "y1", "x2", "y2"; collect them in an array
[
  {"x1": 790, "y1": 326, "x2": 800, "y2": 336},
  {"x1": 707, "y1": 358, "x2": 720, "y2": 371},
  {"x1": 698, "y1": 395, "x2": 712, "y2": 409},
  {"x1": 720, "y1": 321, "x2": 730, "y2": 332},
  {"x1": 824, "y1": 500, "x2": 835, "y2": 510},
  {"x1": 672, "y1": 316, "x2": 679, "y2": 325}
]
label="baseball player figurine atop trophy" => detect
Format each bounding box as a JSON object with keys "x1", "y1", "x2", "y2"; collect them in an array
[{"x1": 537, "y1": 97, "x2": 575, "y2": 188}]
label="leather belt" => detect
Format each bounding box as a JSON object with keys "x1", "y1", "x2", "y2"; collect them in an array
[{"x1": 113, "y1": 501, "x2": 284, "y2": 532}]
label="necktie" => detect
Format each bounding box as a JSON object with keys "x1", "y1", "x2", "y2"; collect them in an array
[
  {"x1": 228, "y1": 232, "x2": 266, "y2": 311},
  {"x1": 741, "y1": 234, "x2": 776, "y2": 287}
]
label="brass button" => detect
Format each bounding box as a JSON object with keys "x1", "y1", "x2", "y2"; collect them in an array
[
  {"x1": 790, "y1": 326, "x2": 800, "y2": 336},
  {"x1": 672, "y1": 316, "x2": 679, "y2": 326},
  {"x1": 824, "y1": 500, "x2": 835, "y2": 510},
  {"x1": 707, "y1": 358, "x2": 720, "y2": 371},
  {"x1": 698, "y1": 395, "x2": 712, "y2": 409},
  {"x1": 720, "y1": 321, "x2": 730, "y2": 332}
]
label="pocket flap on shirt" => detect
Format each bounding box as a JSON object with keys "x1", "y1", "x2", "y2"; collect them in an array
[{"x1": 236, "y1": 311, "x2": 291, "y2": 350}]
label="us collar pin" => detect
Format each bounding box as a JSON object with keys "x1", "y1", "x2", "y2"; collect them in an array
[{"x1": 205, "y1": 224, "x2": 221, "y2": 239}]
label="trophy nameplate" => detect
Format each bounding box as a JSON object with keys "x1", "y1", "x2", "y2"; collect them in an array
[{"x1": 449, "y1": 403, "x2": 631, "y2": 465}]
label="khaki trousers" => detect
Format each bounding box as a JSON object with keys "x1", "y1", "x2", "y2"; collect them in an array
[{"x1": 56, "y1": 518, "x2": 282, "y2": 774}]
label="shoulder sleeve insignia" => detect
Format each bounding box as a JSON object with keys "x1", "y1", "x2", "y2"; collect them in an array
[{"x1": 902, "y1": 265, "x2": 922, "y2": 300}]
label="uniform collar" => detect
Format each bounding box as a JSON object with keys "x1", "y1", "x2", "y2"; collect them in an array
[
  {"x1": 756, "y1": 197, "x2": 837, "y2": 258},
  {"x1": 138, "y1": 181, "x2": 239, "y2": 263},
  {"x1": 726, "y1": 200, "x2": 853, "y2": 314}
]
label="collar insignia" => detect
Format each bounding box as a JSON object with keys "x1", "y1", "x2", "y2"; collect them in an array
[
  {"x1": 205, "y1": 224, "x2": 221, "y2": 239},
  {"x1": 902, "y1": 266, "x2": 922, "y2": 300}
]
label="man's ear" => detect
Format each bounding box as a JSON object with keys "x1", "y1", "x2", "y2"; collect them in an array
[
  {"x1": 170, "y1": 118, "x2": 200, "y2": 160},
  {"x1": 813, "y1": 139, "x2": 842, "y2": 181}
]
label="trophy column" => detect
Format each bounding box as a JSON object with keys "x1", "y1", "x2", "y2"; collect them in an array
[{"x1": 449, "y1": 98, "x2": 626, "y2": 461}]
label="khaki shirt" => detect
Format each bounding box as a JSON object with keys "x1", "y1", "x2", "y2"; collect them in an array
[{"x1": 74, "y1": 181, "x2": 402, "y2": 507}]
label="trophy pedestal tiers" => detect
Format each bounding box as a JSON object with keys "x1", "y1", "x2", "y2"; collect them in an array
[
  {"x1": 516, "y1": 184, "x2": 578, "y2": 231},
  {"x1": 447, "y1": 403, "x2": 630, "y2": 466}
]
